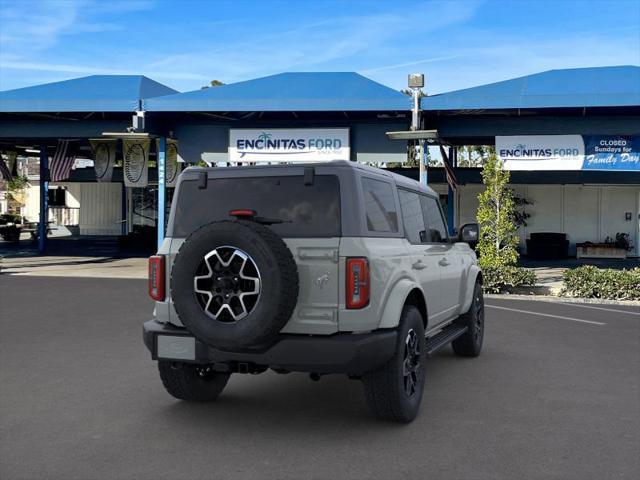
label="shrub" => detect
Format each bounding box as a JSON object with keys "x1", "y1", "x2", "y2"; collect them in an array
[
  {"x1": 561, "y1": 266, "x2": 640, "y2": 300},
  {"x1": 482, "y1": 265, "x2": 537, "y2": 294}
]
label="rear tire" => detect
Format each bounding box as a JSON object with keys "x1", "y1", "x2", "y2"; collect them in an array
[
  {"x1": 158, "y1": 361, "x2": 230, "y2": 401},
  {"x1": 362, "y1": 305, "x2": 426, "y2": 423},
  {"x1": 452, "y1": 281, "x2": 484, "y2": 357}
]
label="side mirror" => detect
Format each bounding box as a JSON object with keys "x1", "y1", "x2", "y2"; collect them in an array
[{"x1": 458, "y1": 223, "x2": 479, "y2": 244}]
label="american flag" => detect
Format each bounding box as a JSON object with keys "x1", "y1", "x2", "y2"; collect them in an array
[
  {"x1": 0, "y1": 157, "x2": 12, "y2": 181},
  {"x1": 439, "y1": 145, "x2": 458, "y2": 190},
  {"x1": 49, "y1": 140, "x2": 78, "y2": 182}
]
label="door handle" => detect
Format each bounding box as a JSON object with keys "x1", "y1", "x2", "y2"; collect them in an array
[
  {"x1": 439, "y1": 258, "x2": 450, "y2": 267},
  {"x1": 412, "y1": 260, "x2": 427, "y2": 270}
]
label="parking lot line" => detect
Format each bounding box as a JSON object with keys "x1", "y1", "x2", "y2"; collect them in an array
[
  {"x1": 545, "y1": 302, "x2": 640, "y2": 316},
  {"x1": 485, "y1": 304, "x2": 607, "y2": 326}
]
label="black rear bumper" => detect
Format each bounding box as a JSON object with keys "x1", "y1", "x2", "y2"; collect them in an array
[{"x1": 143, "y1": 319, "x2": 397, "y2": 375}]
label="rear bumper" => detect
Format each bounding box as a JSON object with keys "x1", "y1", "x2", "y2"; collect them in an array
[{"x1": 143, "y1": 319, "x2": 397, "y2": 375}]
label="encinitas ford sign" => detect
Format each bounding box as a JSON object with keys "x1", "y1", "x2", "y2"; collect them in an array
[
  {"x1": 497, "y1": 135, "x2": 585, "y2": 170},
  {"x1": 229, "y1": 128, "x2": 350, "y2": 162}
]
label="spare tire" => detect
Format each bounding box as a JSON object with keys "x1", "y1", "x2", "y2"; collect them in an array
[{"x1": 171, "y1": 220, "x2": 298, "y2": 350}]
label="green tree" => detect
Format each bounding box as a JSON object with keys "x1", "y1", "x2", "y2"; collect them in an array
[
  {"x1": 457, "y1": 145, "x2": 495, "y2": 167},
  {"x1": 476, "y1": 153, "x2": 519, "y2": 268},
  {"x1": 201, "y1": 79, "x2": 225, "y2": 89}
]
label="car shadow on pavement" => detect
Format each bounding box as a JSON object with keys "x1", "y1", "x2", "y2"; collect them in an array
[{"x1": 151, "y1": 353, "x2": 460, "y2": 434}]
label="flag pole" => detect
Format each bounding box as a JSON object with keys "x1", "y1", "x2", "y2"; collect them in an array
[{"x1": 38, "y1": 144, "x2": 48, "y2": 254}]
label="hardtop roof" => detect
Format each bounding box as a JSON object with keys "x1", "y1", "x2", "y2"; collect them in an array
[{"x1": 182, "y1": 160, "x2": 437, "y2": 196}]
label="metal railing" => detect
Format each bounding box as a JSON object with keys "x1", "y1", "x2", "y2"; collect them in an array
[{"x1": 48, "y1": 207, "x2": 79, "y2": 226}]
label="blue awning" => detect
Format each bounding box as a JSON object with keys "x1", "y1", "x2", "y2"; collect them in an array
[
  {"x1": 0, "y1": 75, "x2": 178, "y2": 113},
  {"x1": 422, "y1": 66, "x2": 640, "y2": 111},
  {"x1": 145, "y1": 72, "x2": 411, "y2": 112}
]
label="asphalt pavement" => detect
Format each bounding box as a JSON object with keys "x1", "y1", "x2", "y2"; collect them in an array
[{"x1": 1, "y1": 276, "x2": 638, "y2": 480}]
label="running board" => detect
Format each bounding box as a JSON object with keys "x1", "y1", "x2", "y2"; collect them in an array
[{"x1": 425, "y1": 324, "x2": 468, "y2": 356}]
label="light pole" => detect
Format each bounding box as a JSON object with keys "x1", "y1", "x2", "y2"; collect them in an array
[{"x1": 408, "y1": 73, "x2": 426, "y2": 185}]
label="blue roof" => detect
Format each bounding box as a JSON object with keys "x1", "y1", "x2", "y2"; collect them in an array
[
  {"x1": 0, "y1": 75, "x2": 178, "y2": 113},
  {"x1": 422, "y1": 66, "x2": 640, "y2": 111},
  {"x1": 145, "y1": 72, "x2": 411, "y2": 112}
]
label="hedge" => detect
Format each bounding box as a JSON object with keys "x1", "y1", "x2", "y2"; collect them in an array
[
  {"x1": 481, "y1": 265, "x2": 537, "y2": 294},
  {"x1": 561, "y1": 266, "x2": 640, "y2": 300}
]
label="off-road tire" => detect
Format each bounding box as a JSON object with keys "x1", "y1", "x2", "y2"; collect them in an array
[
  {"x1": 362, "y1": 305, "x2": 426, "y2": 423},
  {"x1": 158, "y1": 361, "x2": 230, "y2": 401},
  {"x1": 452, "y1": 281, "x2": 484, "y2": 357},
  {"x1": 171, "y1": 220, "x2": 298, "y2": 350}
]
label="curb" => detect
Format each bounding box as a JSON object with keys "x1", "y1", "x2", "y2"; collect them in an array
[{"x1": 485, "y1": 293, "x2": 640, "y2": 307}]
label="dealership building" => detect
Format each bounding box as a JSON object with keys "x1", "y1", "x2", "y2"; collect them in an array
[{"x1": 0, "y1": 66, "x2": 638, "y2": 257}]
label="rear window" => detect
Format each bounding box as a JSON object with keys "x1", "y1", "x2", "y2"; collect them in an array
[{"x1": 172, "y1": 175, "x2": 341, "y2": 238}]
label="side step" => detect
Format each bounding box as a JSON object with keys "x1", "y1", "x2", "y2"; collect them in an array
[{"x1": 425, "y1": 324, "x2": 468, "y2": 356}]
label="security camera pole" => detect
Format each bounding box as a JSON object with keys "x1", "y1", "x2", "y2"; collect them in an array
[{"x1": 408, "y1": 73, "x2": 426, "y2": 185}]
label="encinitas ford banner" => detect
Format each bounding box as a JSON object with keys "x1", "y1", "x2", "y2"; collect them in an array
[
  {"x1": 229, "y1": 128, "x2": 350, "y2": 162},
  {"x1": 497, "y1": 135, "x2": 584, "y2": 170},
  {"x1": 497, "y1": 135, "x2": 640, "y2": 171}
]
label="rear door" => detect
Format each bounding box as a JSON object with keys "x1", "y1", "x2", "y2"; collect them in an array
[
  {"x1": 170, "y1": 173, "x2": 342, "y2": 334},
  {"x1": 421, "y1": 195, "x2": 463, "y2": 320},
  {"x1": 397, "y1": 189, "x2": 444, "y2": 324}
]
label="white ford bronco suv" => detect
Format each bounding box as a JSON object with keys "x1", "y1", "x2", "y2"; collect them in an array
[{"x1": 144, "y1": 161, "x2": 483, "y2": 422}]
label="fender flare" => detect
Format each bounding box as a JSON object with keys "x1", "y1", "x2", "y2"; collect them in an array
[
  {"x1": 459, "y1": 265, "x2": 482, "y2": 314},
  {"x1": 378, "y1": 278, "x2": 427, "y2": 329}
]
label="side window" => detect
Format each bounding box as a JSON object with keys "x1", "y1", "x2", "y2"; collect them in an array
[
  {"x1": 398, "y1": 189, "x2": 427, "y2": 244},
  {"x1": 421, "y1": 195, "x2": 449, "y2": 243},
  {"x1": 361, "y1": 177, "x2": 398, "y2": 233}
]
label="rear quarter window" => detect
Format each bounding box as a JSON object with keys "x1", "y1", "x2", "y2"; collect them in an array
[
  {"x1": 361, "y1": 177, "x2": 398, "y2": 233},
  {"x1": 171, "y1": 175, "x2": 341, "y2": 238}
]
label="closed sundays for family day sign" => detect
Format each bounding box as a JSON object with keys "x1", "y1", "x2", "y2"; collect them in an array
[
  {"x1": 229, "y1": 128, "x2": 350, "y2": 162},
  {"x1": 497, "y1": 135, "x2": 640, "y2": 171}
]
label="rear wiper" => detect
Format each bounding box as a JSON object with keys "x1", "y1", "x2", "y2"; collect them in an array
[
  {"x1": 253, "y1": 216, "x2": 291, "y2": 225},
  {"x1": 229, "y1": 209, "x2": 291, "y2": 225}
]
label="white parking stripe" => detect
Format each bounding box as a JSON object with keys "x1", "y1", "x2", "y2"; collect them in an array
[
  {"x1": 546, "y1": 302, "x2": 640, "y2": 316},
  {"x1": 488, "y1": 296, "x2": 640, "y2": 316},
  {"x1": 486, "y1": 304, "x2": 606, "y2": 326}
]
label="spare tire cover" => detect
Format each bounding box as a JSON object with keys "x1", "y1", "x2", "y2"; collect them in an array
[{"x1": 171, "y1": 220, "x2": 299, "y2": 350}]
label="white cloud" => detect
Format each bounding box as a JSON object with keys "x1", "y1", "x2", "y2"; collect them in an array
[
  {"x1": 361, "y1": 56, "x2": 459, "y2": 74},
  {"x1": 136, "y1": 1, "x2": 484, "y2": 89},
  {"x1": 0, "y1": 0, "x2": 153, "y2": 56},
  {"x1": 0, "y1": 59, "x2": 209, "y2": 81},
  {"x1": 417, "y1": 30, "x2": 640, "y2": 94},
  {"x1": 1, "y1": 0, "x2": 637, "y2": 95}
]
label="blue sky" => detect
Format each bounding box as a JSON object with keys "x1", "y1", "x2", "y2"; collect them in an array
[{"x1": 0, "y1": 0, "x2": 638, "y2": 94}]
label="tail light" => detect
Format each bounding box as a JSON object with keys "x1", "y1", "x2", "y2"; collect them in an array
[
  {"x1": 346, "y1": 257, "x2": 369, "y2": 309},
  {"x1": 149, "y1": 255, "x2": 165, "y2": 301}
]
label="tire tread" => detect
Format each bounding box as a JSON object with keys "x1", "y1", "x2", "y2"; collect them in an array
[
  {"x1": 158, "y1": 361, "x2": 230, "y2": 401},
  {"x1": 362, "y1": 305, "x2": 426, "y2": 423}
]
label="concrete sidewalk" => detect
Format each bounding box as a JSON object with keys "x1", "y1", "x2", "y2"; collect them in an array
[
  {"x1": 0, "y1": 255, "x2": 147, "y2": 278},
  {"x1": 527, "y1": 266, "x2": 564, "y2": 295}
]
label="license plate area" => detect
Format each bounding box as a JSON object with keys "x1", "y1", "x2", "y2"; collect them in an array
[{"x1": 157, "y1": 335, "x2": 196, "y2": 361}]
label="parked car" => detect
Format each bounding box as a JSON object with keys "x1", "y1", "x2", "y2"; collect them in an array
[
  {"x1": 143, "y1": 161, "x2": 483, "y2": 422},
  {"x1": 0, "y1": 213, "x2": 23, "y2": 242}
]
